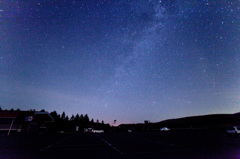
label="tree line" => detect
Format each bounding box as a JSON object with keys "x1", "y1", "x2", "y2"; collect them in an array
[
  {"x1": 49, "y1": 110, "x2": 110, "y2": 133},
  {"x1": 0, "y1": 107, "x2": 110, "y2": 133}
]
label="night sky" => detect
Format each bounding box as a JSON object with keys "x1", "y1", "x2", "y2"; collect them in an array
[{"x1": 1, "y1": 0, "x2": 240, "y2": 124}]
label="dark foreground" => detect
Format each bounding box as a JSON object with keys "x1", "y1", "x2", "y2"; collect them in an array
[{"x1": 1, "y1": 130, "x2": 240, "y2": 159}]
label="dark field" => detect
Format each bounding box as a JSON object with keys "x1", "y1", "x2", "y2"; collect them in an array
[{"x1": 1, "y1": 130, "x2": 240, "y2": 159}]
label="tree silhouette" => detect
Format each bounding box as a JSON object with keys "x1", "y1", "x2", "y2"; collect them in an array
[
  {"x1": 50, "y1": 111, "x2": 58, "y2": 120},
  {"x1": 80, "y1": 114, "x2": 84, "y2": 122},
  {"x1": 84, "y1": 114, "x2": 89, "y2": 123},
  {"x1": 90, "y1": 119, "x2": 94, "y2": 124},
  {"x1": 61, "y1": 112, "x2": 66, "y2": 120},
  {"x1": 40, "y1": 109, "x2": 45, "y2": 112},
  {"x1": 70, "y1": 115, "x2": 75, "y2": 121},
  {"x1": 65, "y1": 115, "x2": 69, "y2": 122},
  {"x1": 75, "y1": 114, "x2": 80, "y2": 121}
]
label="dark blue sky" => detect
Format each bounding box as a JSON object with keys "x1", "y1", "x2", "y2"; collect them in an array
[{"x1": 1, "y1": 0, "x2": 240, "y2": 124}]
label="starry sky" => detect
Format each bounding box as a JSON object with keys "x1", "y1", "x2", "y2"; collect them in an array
[{"x1": 1, "y1": 0, "x2": 240, "y2": 124}]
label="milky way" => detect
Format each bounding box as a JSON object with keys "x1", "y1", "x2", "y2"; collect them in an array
[{"x1": 1, "y1": 0, "x2": 240, "y2": 124}]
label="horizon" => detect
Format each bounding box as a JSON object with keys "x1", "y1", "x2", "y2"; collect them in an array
[
  {"x1": 1, "y1": 0, "x2": 240, "y2": 124},
  {"x1": 0, "y1": 107, "x2": 239, "y2": 125}
]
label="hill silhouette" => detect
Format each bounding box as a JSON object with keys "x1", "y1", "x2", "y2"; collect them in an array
[
  {"x1": 118, "y1": 113, "x2": 240, "y2": 131},
  {"x1": 152, "y1": 113, "x2": 240, "y2": 129}
]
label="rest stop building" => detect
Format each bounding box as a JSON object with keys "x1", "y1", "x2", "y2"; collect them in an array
[{"x1": 0, "y1": 111, "x2": 54, "y2": 135}]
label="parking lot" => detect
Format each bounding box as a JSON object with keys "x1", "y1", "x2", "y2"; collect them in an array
[{"x1": 1, "y1": 130, "x2": 240, "y2": 159}]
